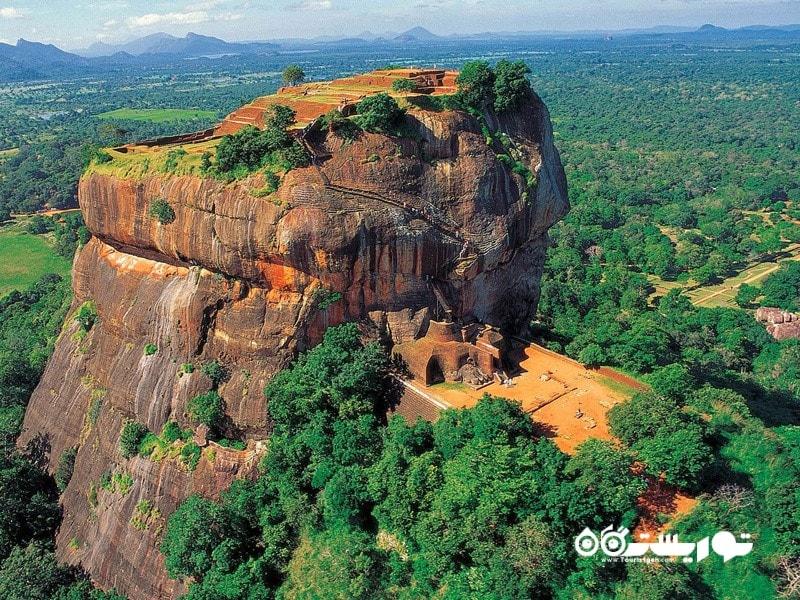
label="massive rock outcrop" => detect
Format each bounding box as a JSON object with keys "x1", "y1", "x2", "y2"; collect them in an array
[{"x1": 19, "y1": 72, "x2": 568, "y2": 598}]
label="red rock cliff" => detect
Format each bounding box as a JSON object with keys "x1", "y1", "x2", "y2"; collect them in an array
[{"x1": 19, "y1": 82, "x2": 568, "y2": 598}]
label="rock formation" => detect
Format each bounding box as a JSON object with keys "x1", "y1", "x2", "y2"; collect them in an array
[
  {"x1": 757, "y1": 306, "x2": 800, "y2": 340},
  {"x1": 18, "y1": 70, "x2": 568, "y2": 598}
]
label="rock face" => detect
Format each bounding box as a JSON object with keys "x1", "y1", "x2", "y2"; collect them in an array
[
  {"x1": 757, "y1": 306, "x2": 800, "y2": 340},
  {"x1": 19, "y1": 83, "x2": 568, "y2": 599}
]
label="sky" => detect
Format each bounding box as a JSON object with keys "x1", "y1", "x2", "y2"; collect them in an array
[{"x1": 0, "y1": 0, "x2": 798, "y2": 49}]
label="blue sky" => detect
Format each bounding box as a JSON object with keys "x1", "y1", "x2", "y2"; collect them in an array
[{"x1": 1, "y1": 0, "x2": 798, "y2": 48}]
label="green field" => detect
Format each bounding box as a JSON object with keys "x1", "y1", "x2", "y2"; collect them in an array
[
  {"x1": 95, "y1": 108, "x2": 218, "y2": 123},
  {"x1": 648, "y1": 242, "x2": 800, "y2": 309},
  {"x1": 0, "y1": 221, "x2": 73, "y2": 297},
  {"x1": 595, "y1": 374, "x2": 639, "y2": 398}
]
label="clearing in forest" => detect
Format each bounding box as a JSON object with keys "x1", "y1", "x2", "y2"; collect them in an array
[
  {"x1": 96, "y1": 108, "x2": 218, "y2": 122},
  {"x1": 0, "y1": 220, "x2": 72, "y2": 296},
  {"x1": 426, "y1": 342, "x2": 643, "y2": 454},
  {"x1": 648, "y1": 242, "x2": 800, "y2": 308}
]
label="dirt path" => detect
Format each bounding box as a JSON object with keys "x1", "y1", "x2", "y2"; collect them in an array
[{"x1": 11, "y1": 208, "x2": 81, "y2": 219}]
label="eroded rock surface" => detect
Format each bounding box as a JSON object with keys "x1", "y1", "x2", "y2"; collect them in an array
[{"x1": 19, "y1": 82, "x2": 568, "y2": 598}]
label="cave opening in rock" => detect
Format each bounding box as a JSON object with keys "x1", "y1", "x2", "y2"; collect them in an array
[{"x1": 425, "y1": 356, "x2": 445, "y2": 385}]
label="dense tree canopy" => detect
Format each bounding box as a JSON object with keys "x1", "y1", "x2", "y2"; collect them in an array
[
  {"x1": 355, "y1": 93, "x2": 405, "y2": 134},
  {"x1": 455, "y1": 60, "x2": 532, "y2": 113},
  {"x1": 455, "y1": 60, "x2": 496, "y2": 110},
  {"x1": 759, "y1": 261, "x2": 800, "y2": 311},
  {"x1": 162, "y1": 325, "x2": 650, "y2": 599},
  {"x1": 214, "y1": 105, "x2": 309, "y2": 176}
]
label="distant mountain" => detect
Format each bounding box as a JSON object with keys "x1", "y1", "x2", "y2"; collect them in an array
[
  {"x1": 660, "y1": 23, "x2": 800, "y2": 42},
  {"x1": 77, "y1": 32, "x2": 278, "y2": 58},
  {"x1": 0, "y1": 38, "x2": 84, "y2": 64},
  {"x1": 394, "y1": 26, "x2": 440, "y2": 42},
  {"x1": 356, "y1": 30, "x2": 396, "y2": 42},
  {"x1": 0, "y1": 39, "x2": 87, "y2": 81},
  {"x1": 4, "y1": 23, "x2": 800, "y2": 83},
  {"x1": 696, "y1": 23, "x2": 728, "y2": 33}
]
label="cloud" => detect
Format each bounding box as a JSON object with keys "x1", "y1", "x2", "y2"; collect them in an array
[
  {"x1": 0, "y1": 7, "x2": 24, "y2": 18},
  {"x1": 186, "y1": 0, "x2": 224, "y2": 9},
  {"x1": 285, "y1": 0, "x2": 332, "y2": 11},
  {"x1": 126, "y1": 11, "x2": 241, "y2": 27}
]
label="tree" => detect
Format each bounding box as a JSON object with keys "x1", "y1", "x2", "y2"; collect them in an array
[
  {"x1": 265, "y1": 104, "x2": 296, "y2": 134},
  {"x1": 119, "y1": 421, "x2": 148, "y2": 459},
  {"x1": 578, "y1": 343, "x2": 605, "y2": 367},
  {"x1": 760, "y1": 262, "x2": 800, "y2": 311},
  {"x1": 281, "y1": 65, "x2": 305, "y2": 87},
  {"x1": 0, "y1": 543, "x2": 124, "y2": 600},
  {"x1": 75, "y1": 301, "x2": 97, "y2": 332},
  {"x1": 634, "y1": 424, "x2": 710, "y2": 489},
  {"x1": 500, "y1": 515, "x2": 559, "y2": 593},
  {"x1": 647, "y1": 363, "x2": 695, "y2": 402},
  {"x1": 323, "y1": 109, "x2": 361, "y2": 141},
  {"x1": 97, "y1": 122, "x2": 129, "y2": 146},
  {"x1": 279, "y1": 526, "x2": 388, "y2": 599},
  {"x1": 161, "y1": 494, "x2": 230, "y2": 581},
  {"x1": 756, "y1": 226, "x2": 783, "y2": 256},
  {"x1": 455, "y1": 60, "x2": 495, "y2": 110},
  {"x1": 215, "y1": 125, "x2": 272, "y2": 173},
  {"x1": 493, "y1": 59, "x2": 532, "y2": 113},
  {"x1": 391, "y1": 78, "x2": 416, "y2": 95},
  {"x1": 734, "y1": 283, "x2": 760, "y2": 308},
  {"x1": 565, "y1": 439, "x2": 645, "y2": 525},
  {"x1": 214, "y1": 106, "x2": 304, "y2": 175},
  {"x1": 0, "y1": 454, "x2": 60, "y2": 560},
  {"x1": 149, "y1": 198, "x2": 176, "y2": 225},
  {"x1": 201, "y1": 360, "x2": 228, "y2": 387},
  {"x1": 0, "y1": 543, "x2": 72, "y2": 600},
  {"x1": 54, "y1": 447, "x2": 77, "y2": 493},
  {"x1": 27, "y1": 215, "x2": 54, "y2": 234},
  {"x1": 608, "y1": 392, "x2": 711, "y2": 489},
  {"x1": 616, "y1": 561, "x2": 714, "y2": 599},
  {"x1": 187, "y1": 391, "x2": 225, "y2": 430},
  {"x1": 355, "y1": 93, "x2": 405, "y2": 134}
]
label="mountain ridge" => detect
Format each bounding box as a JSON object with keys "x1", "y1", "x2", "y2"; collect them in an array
[
  {"x1": 77, "y1": 31, "x2": 278, "y2": 58},
  {"x1": 1, "y1": 23, "x2": 798, "y2": 82}
]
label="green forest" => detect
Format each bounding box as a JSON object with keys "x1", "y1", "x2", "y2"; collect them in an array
[{"x1": 0, "y1": 36, "x2": 798, "y2": 598}]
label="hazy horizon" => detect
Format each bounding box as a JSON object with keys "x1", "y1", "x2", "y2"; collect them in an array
[{"x1": 1, "y1": 0, "x2": 799, "y2": 49}]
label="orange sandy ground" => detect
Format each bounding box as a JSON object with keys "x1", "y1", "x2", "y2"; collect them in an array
[
  {"x1": 426, "y1": 345, "x2": 697, "y2": 536},
  {"x1": 423, "y1": 343, "x2": 697, "y2": 530},
  {"x1": 426, "y1": 343, "x2": 635, "y2": 454},
  {"x1": 634, "y1": 475, "x2": 698, "y2": 536},
  {"x1": 121, "y1": 68, "x2": 459, "y2": 148},
  {"x1": 218, "y1": 69, "x2": 459, "y2": 135}
]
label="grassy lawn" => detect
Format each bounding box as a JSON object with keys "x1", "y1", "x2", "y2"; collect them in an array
[
  {"x1": 648, "y1": 243, "x2": 800, "y2": 309},
  {"x1": 86, "y1": 139, "x2": 219, "y2": 179},
  {"x1": 0, "y1": 220, "x2": 72, "y2": 297},
  {"x1": 430, "y1": 381, "x2": 471, "y2": 393},
  {"x1": 595, "y1": 374, "x2": 639, "y2": 399},
  {"x1": 96, "y1": 108, "x2": 218, "y2": 123},
  {"x1": 688, "y1": 245, "x2": 800, "y2": 308}
]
